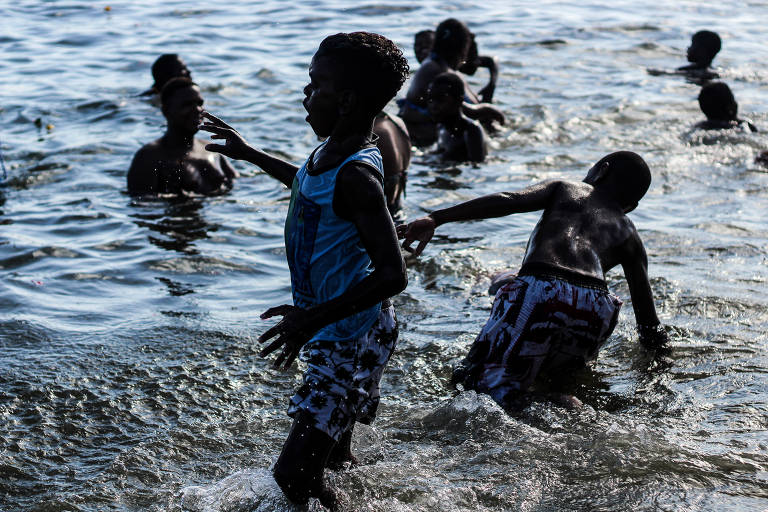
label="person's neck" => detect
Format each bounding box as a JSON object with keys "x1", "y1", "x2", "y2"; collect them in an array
[
  {"x1": 324, "y1": 118, "x2": 375, "y2": 155},
  {"x1": 162, "y1": 128, "x2": 195, "y2": 149}
]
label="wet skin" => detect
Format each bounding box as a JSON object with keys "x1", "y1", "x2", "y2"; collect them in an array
[
  {"x1": 200, "y1": 52, "x2": 406, "y2": 508},
  {"x1": 398, "y1": 160, "x2": 665, "y2": 336},
  {"x1": 127, "y1": 85, "x2": 236, "y2": 196},
  {"x1": 373, "y1": 112, "x2": 411, "y2": 217},
  {"x1": 428, "y1": 85, "x2": 487, "y2": 163}
]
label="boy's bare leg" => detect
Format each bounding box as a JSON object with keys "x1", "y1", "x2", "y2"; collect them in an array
[
  {"x1": 326, "y1": 422, "x2": 357, "y2": 469},
  {"x1": 273, "y1": 411, "x2": 339, "y2": 511}
]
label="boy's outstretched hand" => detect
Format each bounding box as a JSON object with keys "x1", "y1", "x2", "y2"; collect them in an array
[
  {"x1": 199, "y1": 111, "x2": 251, "y2": 161},
  {"x1": 397, "y1": 216, "x2": 436, "y2": 256},
  {"x1": 258, "y1": 304, "x2": 318, "y2": 370}
]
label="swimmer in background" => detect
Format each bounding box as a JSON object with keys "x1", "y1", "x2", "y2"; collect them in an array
[
  {"x1": 201, "y1": 32, "x2": 408, "y2": 509},
  {"x1": 458, "y1": 32, "x2": 499, "y2": 104},
  {"x1": 374, "y1": 112, "x2": 411, "y2": 223},
  {"x1": 140, "y1": 53, "x2": 192, "y2": 97},
  {"x1": 128, "y1": 77, "x2": 237, "y2": 196},
  {"x1": 398, "y1": 151, "x2": 669, "y2": 410},
  {"x1": 428, "y1": 73, "x2": 487, "y2": 163},
  {"x1": 413, "y1": 29, "x2": 435, "y2": 64},
  {"x1": 399, "y1": 18, "x2": 504, "y2": 146},
  {"x1": 694, "y1": 82, "x2": 757, "y2": 132},
  {"x1": 648, "y1": 30, "x2": 721, "y2": 83}
]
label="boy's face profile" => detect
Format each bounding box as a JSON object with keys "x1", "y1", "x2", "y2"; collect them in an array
[
  {"x1": 163, "y1": 85, "x2": 204, "y2": 134},
  {"x1": 414, "y1": 32, "x2": 434, "y2": 63},
  {"x1": 303, "y1": 55, "x2": 341, "y2": 137},
  {"x1": 687, "y1": 38, "x2": 714, "y2": 66}
]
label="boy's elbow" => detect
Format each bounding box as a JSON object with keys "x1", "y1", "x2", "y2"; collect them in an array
[{"x1": 381, "y1": 264, "x2": 408, "y2": 295}]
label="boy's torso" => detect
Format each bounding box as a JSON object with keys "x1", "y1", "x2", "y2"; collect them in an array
[{"x1": 522, "y1": 180, "x2": 634, "y2": 282}]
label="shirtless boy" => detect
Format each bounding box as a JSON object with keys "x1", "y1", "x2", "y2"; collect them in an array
[
  {"x1": 374, "y1": 112, "x2": 411, "y2": 223},
  {"x1": 428, "y1": 73, "x2": 487, "y2": 163},
  {"x1": 127, "y1": 77, "x2": 237, "y2": 196},
  {"x1": 399, "y1": 18, "x2": 504, "y2": 146},
  {"x1": 695, "y1": 82, "x2": 757, "y2": 132},
  {"x1": 399, "y1": 151, "x2": 669, "y2": 409},
  {"x1": 201, "y1": 32, "x2": 408, "y2": 509},
  {"x1": 678, "y1": 30, "x2": 721, "y2": 77},
  {"x1": 648, "y1": 30, "x2": 721, "y2": 83}
]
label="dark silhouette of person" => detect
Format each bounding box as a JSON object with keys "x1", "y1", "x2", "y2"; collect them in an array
[
  {"x1": 128, "y1": 78, "x2": 237, "y2": 196},
  {"x1": 695, "y1": 82, "x2": 756, "y2": 132}
]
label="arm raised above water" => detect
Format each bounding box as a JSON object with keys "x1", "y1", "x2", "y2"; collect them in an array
[
  {"x1": 200, "y1": 111, "x2": 298, "y2": 188},
  {"x1": 398, "y1": 180, "x2": 561, "y2": 256}
]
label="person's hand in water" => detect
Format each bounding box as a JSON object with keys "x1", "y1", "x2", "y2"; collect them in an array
[
  {"x1": 258, "y1": 305, "x2": 320, "y2": 370},
  {"x1": 199, "y1": 111, "x2": 252, "y2": 161},
  {"x1": 397, "y1": 216, "x2": 436, "y2": 256}
]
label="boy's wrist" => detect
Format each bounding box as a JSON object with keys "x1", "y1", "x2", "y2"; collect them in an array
[{"x1": 637, "y1": 323, "x2": 669, "y2": 350}]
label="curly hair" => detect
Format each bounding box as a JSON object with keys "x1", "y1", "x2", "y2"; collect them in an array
[{"x1": 315, "y1": 31, "x2": 410, "y2": 118}]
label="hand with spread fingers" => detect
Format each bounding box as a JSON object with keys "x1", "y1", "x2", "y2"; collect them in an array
[
  {"x1": 396, "y1": 215, "x2": 436, "y2": 257},
  {"x1": 258, "y1": 304, "x2": 318, "y2": 370},
  {"x1": 199, "y1": 111, "x2": 251, "y2": 161}
]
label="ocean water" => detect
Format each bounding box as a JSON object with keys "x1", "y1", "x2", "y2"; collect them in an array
[{"x1": 1, "y1": 1, "x2": 767, "y2": 510}]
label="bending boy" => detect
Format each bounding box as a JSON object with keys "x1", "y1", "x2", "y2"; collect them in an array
[
  {"x1": 399, "y1": 151, "x2": 669, "y2": 409},
  {"x1": 201, "y1": 32, "x2": 408, "y2": 508}
]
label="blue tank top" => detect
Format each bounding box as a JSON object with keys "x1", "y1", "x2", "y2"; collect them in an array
[{"x1": 285, "y1": 142, "x2": 384, "y2": 342}]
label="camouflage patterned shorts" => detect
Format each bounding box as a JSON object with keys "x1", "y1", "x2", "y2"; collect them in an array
[{"x1": 288, "y1": 306, "x2": 398, "y2": 441}]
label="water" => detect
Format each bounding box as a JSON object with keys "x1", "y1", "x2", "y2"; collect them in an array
[{"x1": 1, "y1": 1, "x2": 767, "y2": 510}]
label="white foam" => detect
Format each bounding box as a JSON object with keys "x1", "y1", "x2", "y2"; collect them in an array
[{"x1": 180, "y1": 468, "x2": 296, "y2": 512}]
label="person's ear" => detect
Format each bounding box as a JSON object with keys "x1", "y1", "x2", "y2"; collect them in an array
[
  {"x1": 594, "y1": 161, "x2": 610, "y2": 182},
  {"x1": 338, "y1": 89, "x2": 356, "y2": 116}
]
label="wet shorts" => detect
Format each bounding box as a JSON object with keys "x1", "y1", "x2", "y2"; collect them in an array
[
  {"x1": 287, "y1": 306, "x2": 398, "y2": 441},
  {"x1": 457, "y1": 267, "x2": 622, "y2": 409}
]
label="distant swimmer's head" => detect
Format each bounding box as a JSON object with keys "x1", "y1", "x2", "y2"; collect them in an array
[
  {"x1": 305, "y1": 32, "x2": 409, "y2": 137},
  {"x1": 160, "y1": 77, "x2": 204, "y2": 134},
  {"x1": 427, "y1": 72, "x2": 464, "y2": 122},
  {"x1": 687, "y1": 30, "x2": 721, "y2": 67},
  {"x1": 414, "y1": 30, "x2": 435, "y2": 64},
  {"x1": 458, "y1": 33, "x2": 479, "y2": 75},
  {"x1": 698, "y1": 82, "x2": 737, "y2": 122},
  {"x1": 151, "y1": 54, "x2": 191, "y2": 93},
  {"x1": 433, "y1": 18, "x2": 472, "y2": 69},
  {"x1": 584, "y1": 151, "x2": 651, "y2": 213}
]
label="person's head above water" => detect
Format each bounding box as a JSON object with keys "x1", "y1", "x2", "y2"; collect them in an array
[
  {"x1": 160, "y1": 77, "x2": 203, "y2": 135},
  {"x1": 458, "y1": 33, "x2": 479, "y2": 75},
  {"x1": 151, "y1": 54, "x2": 191, "y2": 93},
  {"x1": 433, "y1": 18, "x2": 472, "y2": 69},
  {"x1": 427, "y1": 72, "x2": 464, "y2": 122},
  {"x1": 414, "y1": 30, "x2": 435, "y2": 64},
  {"x1": 305, "y1": 31, "x2": 409, "y2": 137},
  {"x1": 584, "y1": 151, "x2": 651, "y2": 213},
  {"x1": 698, "y1": 82, "x2": 737, "y2": 122},
  {"x1": 686, "y1": 30, "x2": 721, "y2": 68}
]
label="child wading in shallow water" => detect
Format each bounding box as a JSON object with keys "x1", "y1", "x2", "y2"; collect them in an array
[
  {"x1": 201, "y1": 32, "x2": 409, "y2": 509},
  {"x1": 398, "y1": 152, "x2": 669, "y2": 409},
  {"x1": 428, "y1": 72, "x2": 487, "y2": 163}
]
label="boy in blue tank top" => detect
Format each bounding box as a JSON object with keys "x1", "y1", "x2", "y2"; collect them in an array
[{"x1": 201, "y1": 32, "x2": 409, "y2": 509}]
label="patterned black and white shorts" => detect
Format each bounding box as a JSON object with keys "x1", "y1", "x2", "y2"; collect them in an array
[
  {"x1": 457, "y1": 273, "x2": 622, "y2": 409},
  {"x1": 288, "y1": 306, "x2": 398, "y2": 441}
]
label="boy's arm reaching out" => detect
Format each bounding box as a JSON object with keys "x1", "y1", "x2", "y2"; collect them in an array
[
  {"x1": 398, "y1": 180, "x2": 560, "y2": 256},
  {"x1": 258, "y1": 163, "x2": 407, "y2": 369},
  {"x1": 620, "y1": 232, "x2": 670, "y2": 349},
  {"x1": 200, "y1": 111, "x2": 298, "y2": 188}
]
